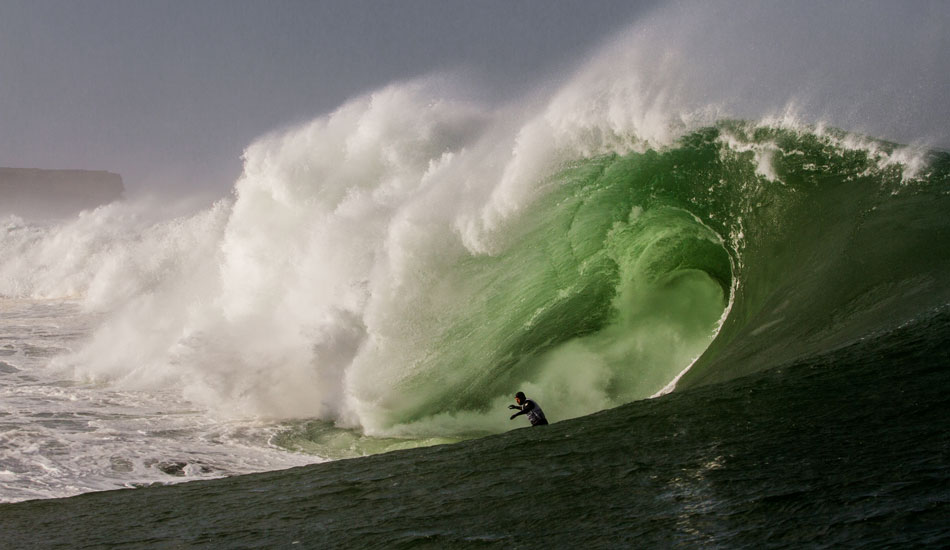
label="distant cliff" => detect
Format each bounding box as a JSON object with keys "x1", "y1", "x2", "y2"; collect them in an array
[{"x1": 0, "y1": 168, "x2": 124, "y2": 219}]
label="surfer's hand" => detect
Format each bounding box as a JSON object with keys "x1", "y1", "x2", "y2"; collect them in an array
[
  {"x1": 508, "y1": 405, "x2": 518, "y2": 410},
  {"x1": 510, "y1": 414, "x2": 518, "y2": 420}
]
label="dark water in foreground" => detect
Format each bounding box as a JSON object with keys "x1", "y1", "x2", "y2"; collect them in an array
[{"x1": 2, "y1": 306, "x2": 947, "y2": 549}]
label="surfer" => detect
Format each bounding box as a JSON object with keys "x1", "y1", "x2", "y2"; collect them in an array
[{"x1": 508, "y1": 391, "x2": 548, "y2": 426}]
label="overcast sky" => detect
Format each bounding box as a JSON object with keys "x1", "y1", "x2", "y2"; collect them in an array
[
  {"x1": 2, "y1": 1, "x2": 947, "y2": 201},
  {"x1": 0, "y1": 0, "x2": 657, "y2": 197}
]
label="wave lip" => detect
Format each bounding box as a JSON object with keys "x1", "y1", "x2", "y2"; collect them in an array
[{"x1": 680, "y1": 123, "x2": 950, "y2": 389}]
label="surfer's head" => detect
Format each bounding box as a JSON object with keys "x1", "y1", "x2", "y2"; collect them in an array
[{"x1": 514, "y1": 391, "x2": 526, "y2": 405}]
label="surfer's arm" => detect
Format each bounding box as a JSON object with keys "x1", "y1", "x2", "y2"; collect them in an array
[{"x1": 510, "y1": 400, "x2": 536, "y2": 419}]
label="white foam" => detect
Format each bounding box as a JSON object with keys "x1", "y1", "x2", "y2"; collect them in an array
[
  {"x1": 0, "y1": 0, "x2": 943, "y2": 441},
  {"x1": 0, "y1": 299, "x2": 319, "y2": 503}
]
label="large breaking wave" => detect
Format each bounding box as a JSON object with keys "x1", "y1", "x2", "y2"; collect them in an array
[{"x1": 2, "y1": 2, "x2": 948, "y2": 451}]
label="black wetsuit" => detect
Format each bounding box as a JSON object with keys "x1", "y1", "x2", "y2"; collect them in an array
[{"x1": 511, "y1": 399, "x2": 548, "y2": 426}]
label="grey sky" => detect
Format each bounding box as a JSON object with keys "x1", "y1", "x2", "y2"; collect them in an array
[
  {"x1": 1, "y1": 1, "x2": 947, "y2": 201},
  {"x1": 0, "y1": 0, "x2": 656, "y2": 197}
]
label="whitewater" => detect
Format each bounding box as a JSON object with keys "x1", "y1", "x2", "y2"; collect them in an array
[{"x1": 2, "y1": 1, "x2": 948, "y2": 505}]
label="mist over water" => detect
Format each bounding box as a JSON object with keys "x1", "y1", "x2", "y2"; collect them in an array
[{"x1": 1, "y1": 1, "x2": 948, "y2": 485}]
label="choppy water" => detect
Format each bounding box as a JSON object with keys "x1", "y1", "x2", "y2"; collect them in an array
[{"x1": 0, "y1": 299, "x2": 316, "y2": 502}]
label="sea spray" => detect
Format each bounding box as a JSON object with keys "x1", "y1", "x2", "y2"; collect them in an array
[
  {"x1": 3, "y1": 77, "x2": 731, "y2": 440},
  {"x1": 0, "y1": 1, "x2": 946, "y2": 458}
]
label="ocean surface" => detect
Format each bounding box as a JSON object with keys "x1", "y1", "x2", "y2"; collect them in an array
[
  {"x1": 1, "y1": 3, "x2": 949, "y2": 547},
  {"x1": 2, "y1": 304, "x2": 948, "y2": 548}
]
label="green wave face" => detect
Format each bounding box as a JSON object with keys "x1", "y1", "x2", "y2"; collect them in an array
[
  {"x1": 682, "y1": 124, "x2": 950, "y2": 389},
  {"x1": 387, "y1": 156, "x2": 733, "y2": 427},
  {"x1": 342, "y1": 131, "x2": 746, "y2": 441},
  {"x1": 282, "y1": 122, "x2": 950, "y2": 454}
]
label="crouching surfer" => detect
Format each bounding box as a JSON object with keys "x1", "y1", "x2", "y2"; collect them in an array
[{"x1": 508, "y1": 391, "x2": 548, "y2": 426}]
